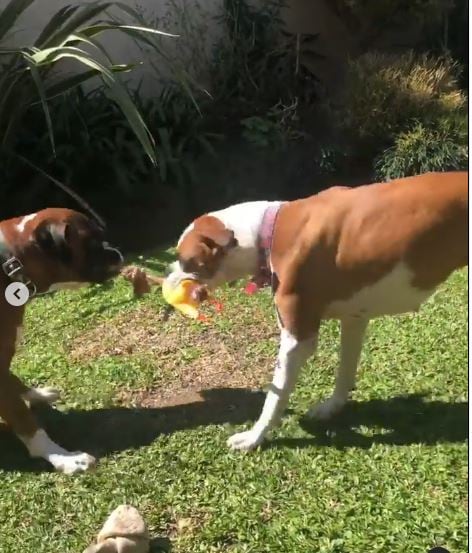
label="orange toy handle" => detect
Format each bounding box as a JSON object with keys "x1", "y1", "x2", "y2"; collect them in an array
[{"x1": 196, "y1": 297, "x2": 223, "y2": 323}]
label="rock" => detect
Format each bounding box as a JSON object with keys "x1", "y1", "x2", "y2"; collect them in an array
[{"x1": 83, "y1": 505, "x2": 150, "y2": 553}]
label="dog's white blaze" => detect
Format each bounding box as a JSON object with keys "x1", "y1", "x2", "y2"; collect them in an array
[
  {"x1": 324, "y1": 263, "x2": 435, "y2": 319},
  {"x1": 18, "y1": 429, "x2": 96, "y2": 474},
  {"x1": 16, "y1": 213, "x2": 37, "y2": 233},
  {"x1": 212, "y1": 201, "x2": 273, "y2": 249}
]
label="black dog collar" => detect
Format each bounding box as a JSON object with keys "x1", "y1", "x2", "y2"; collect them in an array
[
  {"x1": 2, "y1": 256, "x2": 37, "y2": 297},
  {"x1": 0, "y1": 236, "x2": 37, "y2": 298}
]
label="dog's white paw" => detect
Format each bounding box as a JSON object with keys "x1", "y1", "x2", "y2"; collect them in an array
[
  {"x1": 307, "y1": 396, "x2": 346, "y2": 420},
  {"x1": 50, "y1": 452, "x2": 96, "y2": 475},
  {"x1": 24, "y1": 387, "x2": 61, "y2": 405},
  {"x1": 227, "y1": 430, "x2": 264, "y2": 451}
]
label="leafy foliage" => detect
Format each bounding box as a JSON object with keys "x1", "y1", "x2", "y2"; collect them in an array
[
  {"x1": 0, "y1": 0, "x2": 224, "y2": 218},
  {"x1": 327, "y1": 51, "x2": 466, "y2": 160},
  {"x1": 1, "y1": 84, "x2": 221, "y2": 213},
  {"x1": 0, "y1": 0, "x2": 175, "y2": 165},
  {"x1": 241, "y1": 99, "x2": 305, "y2": 148},
  {"x1": 211, "y1": 0, "x2": 321, "y2": 113},
  {"x1": 375, "y1": 114, "x2": 468, "y2": 179},
  {"x1": 313, "y1": 145, "x2": 348, "y2": 176},
  {"x1": 144, "y1": 86, "x2": 221, "y2": 188}
]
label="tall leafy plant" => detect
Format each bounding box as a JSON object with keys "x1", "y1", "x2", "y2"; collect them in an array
[
  {"x1": 16, "y1": 85, "x2": 221, "y2": 198},
  {"x1": 0, "y1": 0, "x2": 176, "y2": 165},
  {"x1": 212, "y1": 0, "x2": 322, "y2": 112}
]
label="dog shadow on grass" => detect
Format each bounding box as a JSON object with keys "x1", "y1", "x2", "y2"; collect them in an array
[
  {"x1": 270, "y1": 393, "x2": 468, "y2": 451},
  {"x1": 0, "y1": 387, "x2": 266, "y2": 473},
  {"x1": 0, "y1": 391, "x2": 467, "y2": 472}
]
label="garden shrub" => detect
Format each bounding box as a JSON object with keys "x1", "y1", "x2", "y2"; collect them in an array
[
  {"x1": 327, "y1": 51, "x2": 466, "y2": 160},
  {"x1": 375, "y1": 113, "x2": 468, "y2": 180}
]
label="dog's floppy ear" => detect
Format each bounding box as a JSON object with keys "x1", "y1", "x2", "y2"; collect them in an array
[
  {"x1": 194, "y1": 216, "x2": 238, "y2": 250},
  {"x1": 201, "y1": 229, "x2": 237, "y2": 252},
  {"x1": 34, "y1": 219, "x2": 72, "y2": 263}
]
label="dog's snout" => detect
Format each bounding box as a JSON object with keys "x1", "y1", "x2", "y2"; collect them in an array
[{"x1": 103, "y1": 243, "x2": 124, "y2": 265}]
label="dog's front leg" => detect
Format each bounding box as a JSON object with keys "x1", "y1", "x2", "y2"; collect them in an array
[
  {"x1": 0, "y1": 328, "x2": 95, "y2": 474},
  {"x1": 227, "y1": 329, "x2": 317, "y2": 451},
  {"x1": 0, "y1": 373, "x2": 96, "y2": 474}
]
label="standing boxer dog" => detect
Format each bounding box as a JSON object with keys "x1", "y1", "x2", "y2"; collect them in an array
[
  {"x1": 0, "y1": 208, "x2": 123, "y2": 473},
  {"x1": 165, "y1": 171, "x2": 468, "y2": 451}
]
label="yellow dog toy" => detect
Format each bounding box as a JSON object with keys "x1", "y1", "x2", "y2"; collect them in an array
[
  {"x1": 121, "y1": 266, "x2": 222, "y2": 321},
  {"x1": 161, "y1": 278, "x2": 202, "y2": 319},
  {"x1": 162, "y1": 279, "x2": 223, "y2": 321}
]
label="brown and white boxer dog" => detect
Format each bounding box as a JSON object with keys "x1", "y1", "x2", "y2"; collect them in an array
[
  {"x1": 165, "y1": 171, "x2": 468, "y2": 451},
  {"x1": 0, "y1": 208, "x2": 123, "y2": 473}
]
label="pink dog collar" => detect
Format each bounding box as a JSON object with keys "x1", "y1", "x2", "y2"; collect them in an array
[{"x1": 245, "y1": 202, "x2": 283, "y2": 294}]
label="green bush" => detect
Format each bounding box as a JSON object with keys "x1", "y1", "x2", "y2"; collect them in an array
[
  {"x1": 375, "y1": 114, "x2": 468, "y2": 180},
  {"x1": 328, "y1": 51, "x2": 466, "y2": 159}
]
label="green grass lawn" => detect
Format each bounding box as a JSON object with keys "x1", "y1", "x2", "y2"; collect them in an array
[{"x1": 0, "y1": 251, "x2": 467, "y2": 553}]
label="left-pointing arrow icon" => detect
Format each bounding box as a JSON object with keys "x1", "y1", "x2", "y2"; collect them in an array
[{"x1": 5, "y1": 282, "x2": 30, "y2": 306}]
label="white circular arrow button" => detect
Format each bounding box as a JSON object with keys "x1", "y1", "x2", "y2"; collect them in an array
[{"x1": 5, "y1": 282, "x2": 30, "y2": 306}]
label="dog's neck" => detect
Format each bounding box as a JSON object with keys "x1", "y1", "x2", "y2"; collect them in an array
[{"x1": 208, "y1": 201, "x2": 278, "y2": 283}]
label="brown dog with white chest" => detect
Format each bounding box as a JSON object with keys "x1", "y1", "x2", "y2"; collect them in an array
[
  {"x1": 0, "y1": 208, "x2": 123, "y2": 473},
  {"x1": 165, "y1": 171, "x2": 468, "y2": 451}
]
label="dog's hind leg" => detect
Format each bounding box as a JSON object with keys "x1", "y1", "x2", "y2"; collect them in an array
[
  {"x1": 308, "y1": 316, "x2": 369, "y2": 420},
  {"x1": 227, "y1": 327, "x2": 318, "y2": 451},
  {"x1": 18, "y1": 428, "x2": 96, "y2": 475}
]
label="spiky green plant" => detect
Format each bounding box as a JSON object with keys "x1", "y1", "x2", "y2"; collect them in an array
[{"x1": 0, "y1": 0, "x2": 177, "y2": 165}]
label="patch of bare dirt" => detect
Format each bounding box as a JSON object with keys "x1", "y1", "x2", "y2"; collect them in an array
[{"x1": 69, "y1": 303, "x2": 278, "y2": 408}]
